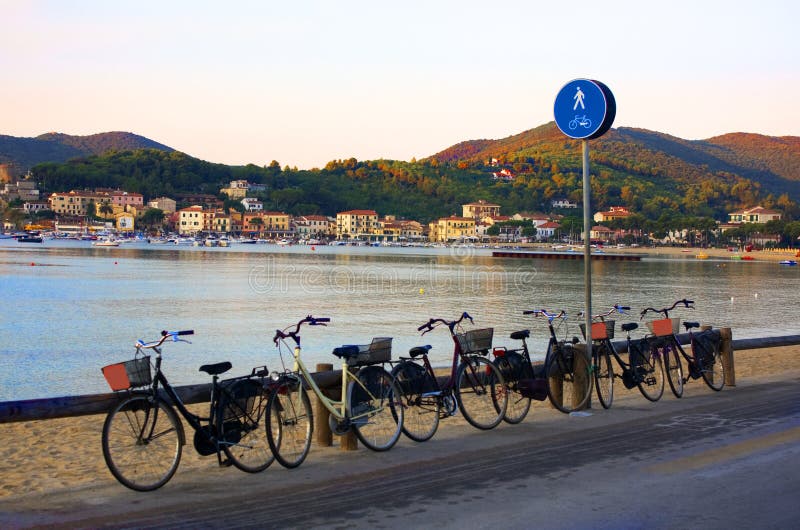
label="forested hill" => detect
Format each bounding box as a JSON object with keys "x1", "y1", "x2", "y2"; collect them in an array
[
  {"x1": 15, "y1": 123, "x2": 800, "y2": 224},
  {"x1": 0, "y1": 131, "x2": 173, "y2": 172}
]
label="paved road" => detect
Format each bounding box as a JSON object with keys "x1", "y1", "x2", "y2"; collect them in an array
[{"x1": 2, "y1": 375, "x2": 799, "y2": 529}]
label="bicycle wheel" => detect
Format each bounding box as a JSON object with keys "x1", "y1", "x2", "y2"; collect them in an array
[
  {"x1": 455, "y1": 356, "x2": 507, "y2": 430},
  {"x1": 349, "y1": 366, "x2": 403, "y2": 451},
  {"x1": 696, "y1": 339, "x2": 725, "y2": 391},
  {"x1": 663, "y1": 344, "x2": 685, "y2": 398},
  {"x1": 102, "y1": 395, "x2": 182, "y2": 491},
  {"x1": 631, "y1": 347, "x2": 665, "y2": 402},
  {"x1": 593, "y1": 343, "x2": 614, "y2": 409},
  {"x1": 494, "y1": 352, "x2": 532, "y2": 424},
  {"x1": 545, "y1": 343, "x2": 591, "y2": 414},
  {"x1": 391, "y1": 360, "x2": 440, "y2": 442},
  {"x1": 266, "y1": 377, "x2": 314, "y2": 468},
  {"x1": 217, "y1": 378, "x2": 275, "y2": 473}
]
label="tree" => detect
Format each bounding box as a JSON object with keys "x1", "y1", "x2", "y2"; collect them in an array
[
  {"x1": 86, "y1": 200, "x2": 97, "y2": 220},
  {"x1": 99, "y1": 201, "x2": 114, "y2": 221},
  {"x1": 140, "y1": 208, "x2": 165, "y2": 232}
]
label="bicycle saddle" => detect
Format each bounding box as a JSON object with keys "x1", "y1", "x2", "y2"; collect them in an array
[
  {"x1": 199, "y1": 361, "x2": 232, "y2": 376},
  {"x1": 332, "y1": 345, "x2": 360, "y2": 359},
  {"x1": 510, "y1": 330, "x2": 530, "y2": 340},
  {"x1": 409, "y1": 345, "x2": 432, "y2": 358},
  {"x1": 683, "y1": 321, "x2": 700, "y2": 330},
  {"x1": 621, "y1": 323, "x2": 638, "y2": 332}
]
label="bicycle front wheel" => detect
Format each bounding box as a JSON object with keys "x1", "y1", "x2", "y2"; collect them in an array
[
  {"x1": 349, "y1": 366, "x2": 403, "y2": 451},
  {"x1": 455, "y1": 356, "x2": 507, "y2": 430},
  {"x1": 494, "y1": 352, "x2": 532, "y2": 424},
  {"x1": 546, "y1": 343, "x2": 591, "y2": 414},
  {"x1": 593, "y1": 344, "x2": 614, "y2": 409},
  {"x1": 218, "y1": 378, "x2": 275, "y2": 473},
  {"x1": 102, "y1": 395, "x2": 182, "y2": 492},
  {"x1": 663, "y1": 344, "x2": 685, "y2": 398},
  {"x1": 267, "y1": 378, "x2": 313, "y2": 468},
  {"x1": 632, "y1": 347, "x2": 665, "y2": 402},
  {"x1": 391, "y1": 360, "x2": 440, "y2": 442}
]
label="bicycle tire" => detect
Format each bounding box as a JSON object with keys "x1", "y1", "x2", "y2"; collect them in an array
[
  {"x1": 545, "y1": 343, "x2": 591, "y2": 414},
  {"x1": 455, "y1": 356, "x2": 507, "y2": 430},
  {"x1": 102, "y1": 395, "x2": 182, "y2": 491},
  {"x1": 632, "y1": 347, "x2": 664, "y2": 402},
  {"x1": 593, "y1": 343, "x2": 614, "y2": 409},
  {"x1": 349, "y1": 366, "x2": 403, "y2": 451},
  {"x1": 266, "y1": 378, "x2": 314, "y2": 468},
  {"x1": 663, "y1": 344, "x2": 685, "y2": 398},
  {"x1": 494, "y1": 352, "x2": 532, "y2": 424},
  {"x1": 217, "y1": 378, "x2": 275, "y2": 473},
  {"x1": 390, "y1": 360, "x2": 440, "y2": 442},
  {"x1": 696, "y1": 339, "x2": 725, "y2": 391}
]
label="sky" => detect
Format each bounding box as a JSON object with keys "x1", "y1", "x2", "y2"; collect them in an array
[{"x1": 1, "y1": 0, "x2": 798, "y2": 169}]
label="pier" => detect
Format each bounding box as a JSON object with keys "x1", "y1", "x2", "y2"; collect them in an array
[{"x1": 492, "y1": 250, "x2": 641, "y2": 261}]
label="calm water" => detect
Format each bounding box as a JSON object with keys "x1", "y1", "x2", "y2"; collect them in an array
[{"x1": 2, "y1": 239, "x2": 799, "y2": 401}]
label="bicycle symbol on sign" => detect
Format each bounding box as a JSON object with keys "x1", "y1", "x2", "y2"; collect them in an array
[{"x1": 568, "y1": 115, "x2": 592, "y2": 130}]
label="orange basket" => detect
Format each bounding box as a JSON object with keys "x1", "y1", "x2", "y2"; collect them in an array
[
  {"x1": 580, "y1": 320, "x2": 615, "y2": 340},
  {"x1": 646, "y1": 318, "x2": 680, "y2": 337},
  {"x1": 102, "y1": 356, "x2": 151, "y2": 391}
]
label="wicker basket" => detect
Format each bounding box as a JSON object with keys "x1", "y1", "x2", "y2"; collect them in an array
[
  {"x1": 351, "y1": 337, "x2": 393, "y2": 366},
  {"x1": 101, "y1": 356, "x2": 151, "y2": 391},
  {"x1": 455, "y1": 328, "x2": 494, "y2": 354},
  {"x1": 580, "y1": 320, "x2": 615, "y2": 340},
  {"x1": 646, "y1": 318, "x2": 680, "y2": 337}
]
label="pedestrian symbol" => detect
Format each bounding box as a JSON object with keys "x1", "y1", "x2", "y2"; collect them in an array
[{"x1": 573, "y1": 86, "x2": 585, "y2": 110}]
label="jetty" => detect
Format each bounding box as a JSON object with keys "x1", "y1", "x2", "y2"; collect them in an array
[{"x1": 492, "y1": 250, "x2": 641, "y2": 261}]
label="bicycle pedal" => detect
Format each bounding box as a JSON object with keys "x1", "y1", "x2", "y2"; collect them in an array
[{"x1": 219, "y1": 458, "x2": 233, "y2": 468}]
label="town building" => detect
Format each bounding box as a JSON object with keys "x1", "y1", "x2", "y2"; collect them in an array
[
  {"x1": 727, "y1": 206, "x2": 782, "y2": 224},
  {"x1": 552, "y1": 198, "x2": 579, "y2": 209},
  {"x1": 428, "y1": 216, "x2": 476, "y2": 242},
  {"x1": 111, "y1": 191, "x2": 144, "y2": 209},
  {"x1": 294, "y1": 215, "x2": 334, "y2": 239},
  {"x1": 336, "y1": 210, "x2": 379, "y2": 240},
  {"x1": 241, "y1": 198, "x2": 263, "y2": 212},
  {"x1": 593, "y1": 206, "x2": 631, "y2": 223},
  {"x1": 536, "y1": 221, "x2": 561, "y2": 241},
  {"x1": 177, "y1": 205, "x2": 205, "y2": 235},
  {"x1": 462, "y1": 200, "x2": 501, "y2": 220},
  {"x1": 147, "y1": 197, "x2": 177, "y2": 214},
  {"x1": 220, "y1": 180, "x2": 250, "y2": 200}
]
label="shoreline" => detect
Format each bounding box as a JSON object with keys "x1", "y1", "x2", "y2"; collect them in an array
[{"x1": 1, "y1": 344, "x2": 798, "y2": 500}]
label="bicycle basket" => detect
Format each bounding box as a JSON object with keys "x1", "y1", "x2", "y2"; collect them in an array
[
  {"x1": 352, "y1": 337, "x2": 392, "y2": 366},
  {"x1": 455, "y1": 328, "x2": 493, "y2": 354},
  {"x1": 646, "y1": 318, "x2": 680, "y2": 337},
  {"x1": 101, "y1": 356, "x2": 151, "y2": 391},
  {"x1": 579, "y1": 320, "x2": 615, "y2": 340},
  {"x1": 219, "y1": 379, "x2": 262, "y2": 422}
]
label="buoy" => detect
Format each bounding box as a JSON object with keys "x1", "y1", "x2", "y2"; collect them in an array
[
  {"x1": 311, "y1": 246, "x2": 316, "y2": 251},
  {"x1": 114, "y1": 261, "x2": 118, "y2": 265},
  {"x1": 30, "y1": 262, "x2": 35, "y2": 266},
  {"x1": 419, "y1": 288, "x2": 425, "y2": 295}
]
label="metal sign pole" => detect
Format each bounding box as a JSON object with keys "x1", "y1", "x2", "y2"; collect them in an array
[{"x1": 582, "y1": 140, "x2": 592, "y2": 373}]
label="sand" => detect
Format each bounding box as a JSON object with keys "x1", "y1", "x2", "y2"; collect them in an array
[{"x1": 0, "y1": 344, "x2": 798, "y2": 499}]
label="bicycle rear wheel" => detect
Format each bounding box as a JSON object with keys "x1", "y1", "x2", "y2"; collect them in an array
[
  {"x1": 545, "y1": 343, "x2": 591, "y2": 414},
  {"x1": 455, "y1": 356, "x2": 507, "y2": 430},
  {"x1": 593, "y1": 343, "x2": 614, "y2": 409},
  {"x1": 349, "y1": 366, "x2": 403, "y2": 451},
  {"x1": 391, "y1": 360, "x2": 440, "y2": 442},
  {"x1": 632, "y1": 347, "x2": 665, "y2": 402},
  {"x1": 663, "y1": 344, "x2": 685, "y2": 398},
  {"x1": 102, "y1": 395, "x2": 182, "y2": 491},
  {"x1": 267, "y1": 377, "x2": 314, "y2": 468},
  {"x1": 217, "y1": 378, "x2": 274, "y2": 473},
  {"x1": 695, "y1": 339, "x2": 725, "y2": 391},
  {"x1": 494, "y1": 352, "x2": 532, "y2": 424}
]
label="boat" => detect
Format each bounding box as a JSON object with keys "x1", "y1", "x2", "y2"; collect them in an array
[
  {"x1": 17, "y1": 234, "x2": 43, "y2": 243},
  {"x1": 741, "y1": 255, "x2": 755, "y2": 261},
  {"x1": 695, "y1": 252, "x2": 709, "y2": 259},
  {"x1": 779, "y1": 260, "x2": 797, "y2": 266},
  {"x1": 92, "y1": 237, "x2": 120, "y2": 247}
]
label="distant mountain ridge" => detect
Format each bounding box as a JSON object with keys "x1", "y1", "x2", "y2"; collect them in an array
[{"x1": 0, "y1": 131, "x2": 173, "y2": 173}]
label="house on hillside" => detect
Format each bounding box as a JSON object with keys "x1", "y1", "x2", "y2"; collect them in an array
[
  {"x1": 462, "y1": 200, "x2": 500, "y2": 220},
  {"x1": 593, "y1": 206, "x2": 631, "y2": 223},
  {"x1": 727, "y1": 206, "x2": 782, "y2": 224}
]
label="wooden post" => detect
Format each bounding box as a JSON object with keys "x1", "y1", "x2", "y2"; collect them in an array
[
  {"x1": 574, "y1": 345, "x2": 591, "y2": 410},
  {"x1": 548, "y1": 362, "x2": 563, "y2": 411},
  {"x1": 720, "y1": 327, "x2": 735, "y2": 387},
  {"x1": 315, "y1": 363, "x2": 333, "y2": 447}
]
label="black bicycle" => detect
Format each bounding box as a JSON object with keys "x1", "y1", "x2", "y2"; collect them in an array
[
  {"x1": 641, "y1": 299, "x2": 725, "y2": 397},
  {"x1": 101, "y1": 330, "x2": 273, "y2": 491},
  {"x1": 581, "y1": 304, "x2": 665, "y2": 408}
]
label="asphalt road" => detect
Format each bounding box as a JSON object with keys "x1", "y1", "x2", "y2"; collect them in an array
[{"x1": 2, "y1": 375, "x2": 799, "y2": 529}]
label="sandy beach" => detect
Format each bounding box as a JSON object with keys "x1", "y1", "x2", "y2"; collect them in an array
[{"x1": 1, "y1": 342, "x2": 798, "y2": 500}]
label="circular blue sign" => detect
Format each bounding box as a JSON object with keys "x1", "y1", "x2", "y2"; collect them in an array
[{"x1": 553, "y1": 79, "x2": 616, "y2": 140}]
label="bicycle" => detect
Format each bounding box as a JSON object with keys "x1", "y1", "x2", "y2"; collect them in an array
[
  {"x1": 491, "y1": 309, "x2": 591, "y2": 417},
  {"x1": 390, "y1": 312, "x2": 508, "y2": 441},
  {"x1": 640, "y1": 299, "x2": 725, "y2": 398},
  {"x1": 100, "y1": 330, "x2": 274, "y2": 491},
  {"x1": 580, "y1": 304, "x2": 665, "y2": 408},
  {"x1": 267, "y1": 316, "x2": 403, "y2": 468}
]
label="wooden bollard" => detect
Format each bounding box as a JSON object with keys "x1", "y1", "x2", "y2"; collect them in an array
[
  {"x1": 315, "y1": 363, "x2": 333, "y2": 447},
  {"x1": 573, "y1": 344, "x2": 591, "y2": 410},
  {"x1": 720, "y1": 327, "x2": 735, "y2": 387}
]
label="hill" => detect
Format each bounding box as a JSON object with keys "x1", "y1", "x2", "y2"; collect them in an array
[{"x1": 0, "y1": 131, "x2": 173, "y2": 174}]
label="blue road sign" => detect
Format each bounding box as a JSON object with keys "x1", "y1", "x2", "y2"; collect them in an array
[{"x1": 553, "y1": 79, "x2": 615, "y2": 140}]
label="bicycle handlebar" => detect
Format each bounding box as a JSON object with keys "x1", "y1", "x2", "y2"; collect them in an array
[
  {"x1": 136, "y1": 329, "x2": 194, "y2": 349},
  {"x1": 522, "y1": 309, "x2": 566, "y2": 322},
  {"x1": 273, "y1": 315, "x2": 329, "y2": 346},
  {"x1": 639, "y1": 299, "x2": 694, "y2": 319},
  {"x1": 417, "y1": 312, "x2": 473, "y2": 335},
  {"x1": 581, "y1": 304, "x2": 630, "y2": 321}
]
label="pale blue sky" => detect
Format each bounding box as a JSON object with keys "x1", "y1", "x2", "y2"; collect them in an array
[{"x1": 1, "y1": 0, "x2": 797, "y2": 169}]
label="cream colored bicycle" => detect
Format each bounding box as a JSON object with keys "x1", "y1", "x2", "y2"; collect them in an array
[{"x1": 266, "y1": 316, "x2": 404, "y2": 468}]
